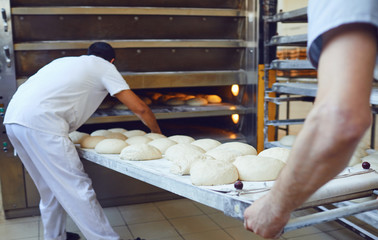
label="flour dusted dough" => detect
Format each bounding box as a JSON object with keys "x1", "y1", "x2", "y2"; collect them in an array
[
  {"x1": 190, "y1": 160, "x2": 238, "y2": 186},
  {"x1": 168, "y1": 135, "x2": 195, "y2": 144},
  {"x1": 119, "y1": 144, "x2": 162, "y2": 160},
  {"x1": 205, "y1": 148, "x2": 244, "y2": 163},
  {"x1": 191, "y1": 138, "x2": 221, "y2": 151},
  {"x1": 165, "y1": 143, "x2": 206, "y2": 175},
  {"x1": 106, "y1": 132, "x2": 127, "y2": 141},
  {"x1": 91, "y1": 129, "x2": 111, "y2": 137},
  {"x1": 81, "y1": 136, "x2": 107, "y2": 149},
  {"x1": 213, "y1": 142, "x2": 257, "y2": 155},
  {"x1": 69, "y1": 131, "x2": 89, "y2": 144},
  {"x1": 148, "y1": 138, "x2": 177, "y2": 154},
  {"x1": 123, "y1": 130, "x2": 146, "y2": 138},
  {"x1": 352, "y1": 162, "x2": 378, "y2": 171},
  {"x1": 258, "y1": 147, "x2": 291, "y2": 163},
  {"x1": 145, "y1": 133, "x2": 166, "y2": 140},
  {"x1": 186, "y1": 97, "x2": 208, "y2": 106},
  {"x1": 278, "y1": 135, "x2": 297, "y2": 147},
  {"x1": 125, "y1": 136, "x2": 152, "y2": 145},
  {"x1": 361, "y1": 154, "x2": 378, "y2": 164},
  {"x1": 95, "y1": 139, "x2": 128, "y2": 154},
  {"x1": 233, "y1": 155, "x2": 286, "y2": 181},
  {"x1": 108, "y1": 128, "x2": 127, "y2": 133}
]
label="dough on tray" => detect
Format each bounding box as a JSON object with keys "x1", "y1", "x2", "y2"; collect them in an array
[
  {"x1": 165, "y1": 97, "x2": 186, "y2": 106},
  {"x1": 90, "y1": 129, "x2": 111, "y2": 137},
  {"x1": 168, "y1": 135, "x2": 195, "y2": 144},
  {"x1": 191, "y1": 138, "x2": 221, "y2": 151},
  {"x1": 145, "y1": 133, "x2": 166, "y2": 140},
  {"x1": 119, "y1": 144, "x2": 162, "y2": 160},
  {"x1": 108, "y1": 128, "x2": 127, "y2": 133},
  {"x1": 81, "y1": 136, "x2": 107, "y2": 149},
  {"x1": 69, "y1": 131, "x2": 89, "y2": 144},
  {"x1": 258, "y1": 147, "x2": 291, "y2": 163},
  {"x1": 165, "y1": 143, "x2": 206, "y2": 175},
  {"x1": 190, "y1": 160, "x2": 238, "y2": 186},
  {"x1": 233, "y1": 155, "x2": 286, "y2": 181},
  {"x1": 205, "y1": 148, "x2": 244, "y2": 163},
  {"x1": 123, "y1": 130, "x2": 146, "y2": 138},
  {"x1": 205, "y1": 94, "x2": 222, "y2": 104},
  {"x1": 148, "y1": 138, "x2": 177, "y2": 154},
  {"x1": 186, "y1": 97, "x2": 208, "y2": 106},
  {"x1": 212, "y1": 142, "x2": 257, "y2": 156},
  {"x1": 125, "y1": 136, "x2": 152, "y2": 145},
  {"x1": 95, "y1": 139, "x2": 128, "y2": 154},
  {"x1": 105, "y1": 132, "x2": 127, "y2": 141}
]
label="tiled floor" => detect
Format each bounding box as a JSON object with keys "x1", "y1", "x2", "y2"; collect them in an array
[{"x1": 1, "y1": 197, "x2": 377, "y2": 240}]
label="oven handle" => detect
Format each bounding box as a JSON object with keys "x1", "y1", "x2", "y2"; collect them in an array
[
  {"x1": 3, "y1": 46, "x2": 11, "y2": 67},
  {"x1": 1, "y1": 8, "x2": 8, "y2": 32},
  {"x1": 283, "y1": 198, "x2": 378, "y2": 233}
]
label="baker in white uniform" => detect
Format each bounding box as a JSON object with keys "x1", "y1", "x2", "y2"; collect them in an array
[
  {"x1": 244, "y1": 0, "x2": 377, "y2": 238},
  {"x1": 4, "y1": 42, "x2": 161, "y2": 240}
]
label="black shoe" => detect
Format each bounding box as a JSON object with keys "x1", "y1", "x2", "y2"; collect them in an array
[{"x1": 66, "y1": 232, "x2": 81, "y2": 240}]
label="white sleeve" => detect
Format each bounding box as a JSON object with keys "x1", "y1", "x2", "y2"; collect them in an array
[{"x1": 101, "y1": 65, "x2": 130, "y2": 96}]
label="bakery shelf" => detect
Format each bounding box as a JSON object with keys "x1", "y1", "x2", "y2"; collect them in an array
[
  {"x1": 271, "y1": 82, "x2": 318, "y2": 97},
  {"x1": 270, "y1": 60, "x2": 315, "y2": 70},
  {"x1": 265, "y1": 119, "x2": 305, "y2": 127},
  {"x1": 266, "y1": 34, "x2": 307, "y2": 47},
  {"x1": 265, "y1": 7, "x2": 307, "y2": 23},
  {"x1": 86, "y1": 104, "x2": 253, "y2": 124}
]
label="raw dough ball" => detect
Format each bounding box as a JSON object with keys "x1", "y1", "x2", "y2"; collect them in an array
[
  {"x1": 126, "y1": 136, "x2": 152, "y2": 145},
  {"x1": 191, "y1": 138, "x2": 221, "y2": 151},
  {"x1": 106, "y1": 132, "x2": 127, "y2": 141},
  {"x1": 279, "y1": 135, "x2": 296, "y2": 147},
  {"x1": 361, "y1": 154, "x2": 378, "y2": 164},
  {"x1": 120, "y1": 144, "x2": 162, "y2": 160},
  {"x1": 205, "y1": 95, "x2": 222, "y2": 104},
  {"x1": 145, "y1": 133, "x2": 166, "y2": 140},
  {"x1": 123, "y1": 130, "x2": 146, "y2": 138},
  {"x1": 233, "y1": 155, "x2": 286, "y2": 181},
  {"x1": 108, "y1": 128, "x2": 127, "y2": 133},
  {"x1": 69, "y1": 131, "x2": 89, "y2": 144},
  {"x1": 168, "y1": 135, "x2": 195, "y2": 144},
  {"x1": 190, "y1": 160, "x2": 238, "y2": 186},
  {"x1": 165, "y1": 97, "x2": 186, "y2": 106},
  {"x1": 91, "y1": 129, "x2": 111, "y2": 137},
  {"x1": 81, "y1": 136, "x2": 107, "y2": 149},
  {"x1": 213, "y1": 142, "x2": 257, "y2": 156},
  {"x1": 165, "y1": 143, "x2": 206, "y2": 175},
  {"x1": 148, "y1": 138, "x2": 177, "y2": 154},
  {"x1": 205, "y1": 148, "x2": 244, "y2": 163},
  {"x1": 186, "y1": 97, "x2": 208, "y2": 106},
  {"x1": 258, "y1": 147, "x2": 291, "y2": 163},
  {"x1": 95, "y1": 139, "x2": 128, "y2": 154}
]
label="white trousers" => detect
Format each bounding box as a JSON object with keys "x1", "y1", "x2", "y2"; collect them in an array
[{"x1": 6, "y1": 124, "x2": 120, "y2": 240}]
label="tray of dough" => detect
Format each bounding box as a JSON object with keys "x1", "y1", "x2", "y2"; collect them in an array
[{"x1": 77, "y1": 147, "x2": 378, "y2": 232}]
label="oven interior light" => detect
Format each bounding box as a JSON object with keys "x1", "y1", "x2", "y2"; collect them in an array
[
  {"x1": 231, "y1": 84, "x2": 239, "y2": 96},
  {"x1": 231, "y1": 114, "x2": 239, "y2": 124}
]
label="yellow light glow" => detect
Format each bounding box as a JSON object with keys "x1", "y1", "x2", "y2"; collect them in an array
[
  {"x1": 232, "y1": 114, "x2": 239, "y2": 124},
  {"x1": 231, "y1": 84, "x2": 239, "y2": 96}
]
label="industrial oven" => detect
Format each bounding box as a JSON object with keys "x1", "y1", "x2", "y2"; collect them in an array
[{"x1": 0, "y1": 0, "x2": 258, "y2": 218}]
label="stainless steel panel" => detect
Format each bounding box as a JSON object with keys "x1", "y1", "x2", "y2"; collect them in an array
[{"x1": 0, "y1": 0, "x2": 26, "y2": 212}]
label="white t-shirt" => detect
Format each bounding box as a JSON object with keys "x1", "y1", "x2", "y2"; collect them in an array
[{"x1": 4, "y1": 55, "x2": 129, "y2": 136}]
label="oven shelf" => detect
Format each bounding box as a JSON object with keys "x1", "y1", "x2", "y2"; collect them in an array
[
  {"x1": 86, "y1": 104, "x2": 253, "y2": 124},
  {"x1": 270, "y1": 60, "x2": 315, "y2": 70},
  {"x1": 266, "y1": 34, "x2": 307, "y2": 47},
  {"x1": 265, "y1": 7, "x2": 307, "y2": 23},
  {"x1": 12, "y1": 6, "x2": 246, "y2": 17}
]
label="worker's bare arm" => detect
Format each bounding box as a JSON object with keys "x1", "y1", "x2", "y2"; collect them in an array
[
  {"x1": 115, "y1": 89, "x2": 162, "y2": 134},
  {"x1": 244, "y1": 23, "x2": 377, "y2": 239}
]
